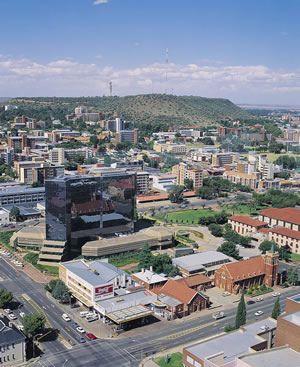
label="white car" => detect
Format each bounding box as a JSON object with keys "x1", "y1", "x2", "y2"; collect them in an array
[
  {"x1": 19, "y1": 312, "x2": 25, "y2": 318},
  {"x1": 4, "y1": 308, "x2": 11, "y2": 314},
  {"x1": 7, "y1": 313, "x2": 17, "y2": 320},
  {"x1": 62, "y1": 313, "x2": 71, "y2": 322},
  {"x1": 76, "y1": 326, "x2": 85, "y2": 334},
  {"x1": 16, "y1": 324, "x2": 24, "y2": 331},
  {"x1": 255, "y1": 311, "x2": 264, "y2": 316},
  {"x1": 256, "y1": 297, "x2": 263, "y2": 302},
  {"x1": 272, "y1": 292, "x2": 281, "y2": 297}
]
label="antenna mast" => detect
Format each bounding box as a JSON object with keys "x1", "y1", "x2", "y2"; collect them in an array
[{"x1": 109, "y1": 81, "x2": 113, "y2": 97}]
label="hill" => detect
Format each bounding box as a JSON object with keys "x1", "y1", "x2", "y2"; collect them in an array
[{"x1": 8, "y1": 94, "x2": 251, "y2": 128}]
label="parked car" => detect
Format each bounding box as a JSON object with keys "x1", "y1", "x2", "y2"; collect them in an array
[
  {"x1": 19, "y1": 312, "x2": 25, "y2": 318},
  {"x1": 256, "y1": 297, "x2": 263, "y2": 302},
  {"x1": 76, "y1": 326, "x2": 85, "y2": 334},
  {"x1": 222, "y1": 292, "x2": 231, "y2": 297},
  {"x1": 255, "y1": 311, "x2": 264, "y2": 316},
  {"x1": 79, "y1": 337, "x2": 86, "y2": 343},
  {"x1": 16, "y1": 324, "x2": 24, "y2": 331},
  {"x1": 86, "y1": 333, "x2": 97, "y2": 340},
  {"x1": 79, "y1": 311, "x2": 89, "y2": 318},
  {"x1": 247, "y1": 300, "x2": 256, "y2": 305},
  {"x1": 62, "y1": 313, "x2": 71, "y2": 322},
  {"x1": 4, "y1": 309, "x2": 11, "y2": 314},
  {"x1": 7, "y1": 313, "x2": 17, "y2": 320}
]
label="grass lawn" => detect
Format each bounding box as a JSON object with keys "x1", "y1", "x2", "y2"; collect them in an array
[
  {"x1": 290, "y1": 253, "x2": 300, "y2": 262},
  {"x1": 109, "y1": 253, "x2": 140, "y2": 268},
  {"x1": 166, "y1": 208, "x2": 216, "y2": 225},
  {"x1": 155, "y1": 352, "x2": 183, "y2": 367},
  {"x1": 0, "y1": 231, "x2": 15, "y2": 251},
  {"x1": 222, "y1": 203, "x2": 260, "y2": 215}
]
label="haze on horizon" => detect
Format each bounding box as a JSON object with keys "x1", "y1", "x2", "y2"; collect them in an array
[{"x1": 1, "y1": 0, "x2": 299, "y2": 105}]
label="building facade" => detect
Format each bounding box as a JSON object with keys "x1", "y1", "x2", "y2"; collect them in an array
[
  {"x1": 214, "y1": 252, "x2": 279, "y2": 294},
  {"x1": 0, "y1": 318, "x2": 26, "y2": 366},
  {"x1": 228, "y1": 215, "x2": 268, "y2": 235},
  {"x1": 45, "y1": 173, "x2": 136, "y2": 256}
]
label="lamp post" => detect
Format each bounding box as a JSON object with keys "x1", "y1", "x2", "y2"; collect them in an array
[
  {"x1": 32, "y1": 333, "x2": 43, "y2": 358},
  {"x1": 63, "y1": 359, "x2": 69, "y2": 367}
]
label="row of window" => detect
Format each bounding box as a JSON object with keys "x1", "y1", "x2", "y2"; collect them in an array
[
  {"x1": 0, "y1": 354, "x2": 16, "y2": 363},
  {"x1": 0, "y1": 344, "x2": 15, "y2": 353}
]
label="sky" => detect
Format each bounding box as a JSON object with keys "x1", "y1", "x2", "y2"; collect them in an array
[{"x1": 0, "y1": 0, "x2": 300, "y2": 104}]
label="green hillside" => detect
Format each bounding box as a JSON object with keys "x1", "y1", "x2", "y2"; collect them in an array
[{"x1": 7, "y1": 94, "x2": 251, "y2": 128}]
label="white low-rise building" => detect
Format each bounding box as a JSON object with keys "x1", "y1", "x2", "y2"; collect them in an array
[
  {"x1": 0, "y1": 208, "x2": 10, "y2": 226},
  {"x1": 59, "y1": 259, "x2": 132, "y2": 307}
]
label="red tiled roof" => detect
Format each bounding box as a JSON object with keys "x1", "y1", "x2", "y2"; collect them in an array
[
  {"x1": 260, "y1": 208, "x2": 300, "y2": 226},
  {"x1": 230, "y1": 215, "x2": 268, "y2": 227},
  {"x1": 217, "y1": 256, "x2": 265, "y2": 281},
  {"x1": 176, "y1": 274, "x2": 211, "y2": 288},
  {"x1": 258, "y1": 227, "x2": 271, "y2": 234},
  {"x1": 158, "y1": 279, "x2": 198, "y2": 304},
  {"x1": 269, "y1": 226, "x2": 300, "y2": 240}
]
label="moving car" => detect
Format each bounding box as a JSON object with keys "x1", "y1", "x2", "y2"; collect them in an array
[
  {"x1": 255, "y1": 311, "x2": 264, "y2": 316},
  {"x1": 86, "y1": 333, "x2": 97, "y2": 340},
  {"x1": 272, "y1": 292, "x2": 281, "y2": 297},
  {"x1": 212, "y1": 312, "x2": 225, "y2": 320},
  {"x1": 76, "y1": 326, "x2": 85, "y2": 334},
  {"x1": 62, "y1": 313, "x2": 71, "y2": 322}
]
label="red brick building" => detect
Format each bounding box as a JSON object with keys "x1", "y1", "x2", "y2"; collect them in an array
[
  {"x1": 154, "y1": 279, "x2": 209, "y2": 319},
  {"x1": 214, "y1": 251, "x2": 279, "y2": 294},
  {"x1": 259, "y1": 207, "x2": 300, "y2": 231}
]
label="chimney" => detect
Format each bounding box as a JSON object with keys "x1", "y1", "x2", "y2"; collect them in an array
[
  {"x1": 150, "y1": 266, "x2": 153, "y2": 272},
  {"x1": 141, "y1": 268, "x2": 145, "y2": 273}
]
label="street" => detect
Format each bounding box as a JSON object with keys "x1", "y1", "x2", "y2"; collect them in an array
[{"x1": 0, "y1": 252, "x2": 299, "y2": 366}]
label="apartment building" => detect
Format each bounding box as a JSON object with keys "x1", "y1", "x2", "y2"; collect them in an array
[
  {"x1": 59, "y1": 259, "x2": 131, "y2": 307},
  {"x1": 136, "y1": 171, "x2": 150, "y2": 194},
  {"x1": 223, "y1": 170, "x2": 261, "y2": 190},
  {"x1": 172, "y1": 162, "x2": 203, "y2": 190},
  {"x1": 154, "y1": 142, "x2": 187, "y2": 155},
  {"x1": 212, "y1": 152, "x2": 238, "y2": 167},
  {"x1": 115, "y1": 129, "x2": 139, "y2": 145},
  {"x1": 14, "y1": 161, "x2": 64, "y2": 185},
  {"x1": 48, "y1": 148, "x2": 65, "y2": 165}
]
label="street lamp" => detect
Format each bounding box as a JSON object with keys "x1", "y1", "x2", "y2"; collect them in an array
[
  {"x1": 32, "y1": 333, "x2": 43, "y2": 358},
  {"x1": 63, "y1": 359, "x2": 69, "y2": 367}
]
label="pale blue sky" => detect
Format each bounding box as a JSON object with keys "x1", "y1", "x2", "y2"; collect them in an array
[{"x1": 0, "y1": 0, "x2": 299, "y2": 104}]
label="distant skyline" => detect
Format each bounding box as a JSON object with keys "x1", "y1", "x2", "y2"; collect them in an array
[{"x1": 1, "y1": 0, "x2": 300, "y2": 104}]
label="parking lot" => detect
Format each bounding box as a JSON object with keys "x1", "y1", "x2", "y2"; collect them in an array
[{"x1": 50, "y1": 297, "x2": 115, "y2": 340}]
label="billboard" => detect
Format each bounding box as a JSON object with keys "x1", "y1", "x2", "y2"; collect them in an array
[{"x1": 95, "y1": 284, "x2": 113, "y2": 297}]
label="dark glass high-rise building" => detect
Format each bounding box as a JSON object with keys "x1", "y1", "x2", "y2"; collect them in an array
[{"x1": 45, "y1": 173, "x2": 136, "y2": 255}]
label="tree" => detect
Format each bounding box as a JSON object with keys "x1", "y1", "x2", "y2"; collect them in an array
[
  {"x1": 208, "y1": 223, "x2": 223, "y2": 237},
  {"x1": 184, "y1": 178, "x2": 194, "y2": 191},
  {"x1": 51, "y1": 280, "x2": 71, "y2": 303},
  {"x1": 287, "y1": 268, "x2": 298, "y2": 286},
  {"x1": 10, "y1": 206, "x2": 20, "y2": 221},
  {"x1": 45, "y1": 279, "x2": 60, "y2": 293},
  {"x1": 0, "y1": 288, "x2": 13, "y2": 308},
  {"x1": 235, "y1": 292, "x2": 246, "y2": 329},
  {"x1": 22, "y1": 313, "x2": 46, "y2": 337},
  {"x1": 198, "y1": 186, "x2": 216, "y2": 200},
  {"x1": 259, "y1": 240, "x2": 277, "y2": 254},
  {"x1": 217, "y1": 241, "x2": 240, "y2": 260},
  {"x1": 271, "y1": 297, "x2": 281, "y2": 320},
  {"x1": 168, "y1": 185, "x2": 184, "y2": 203},
  {"x1": 274, "y1": 155, "x2": 296, "y2": 170}
]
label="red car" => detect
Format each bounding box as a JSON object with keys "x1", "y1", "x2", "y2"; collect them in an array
[{"x1": 86, "y1": 333, "x2": 97, "y2": 340}]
